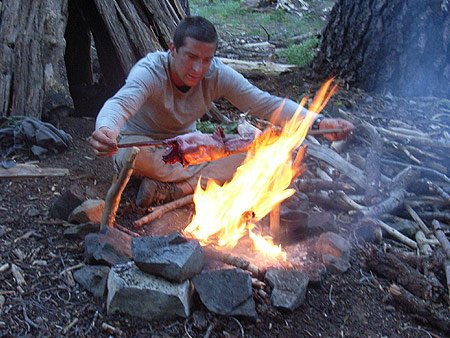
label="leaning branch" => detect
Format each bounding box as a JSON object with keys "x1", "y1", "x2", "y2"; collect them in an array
[{"x1": 101, "y1": 147, "x2": 140, "y2": 230}]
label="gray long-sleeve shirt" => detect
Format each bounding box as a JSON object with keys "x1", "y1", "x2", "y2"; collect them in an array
[{"x1": 96, "y1": 51, "x2": 303, "y2": 139}]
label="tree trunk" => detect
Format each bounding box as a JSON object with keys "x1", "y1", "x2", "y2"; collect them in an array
[
  {"x1": 0, "y1": 1, "x2": 72, "y2": 120},
  {"x1": 0, "y1": 0, "x2": 187, "y2": 120},
  {"x1": 313, "y1": 0, "x2": 450, "y2": 99}
]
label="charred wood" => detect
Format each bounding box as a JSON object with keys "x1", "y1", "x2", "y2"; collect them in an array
[
  {"x1": 366, "y1": 247, "x2": 437, "y2": 300},
  {"x1": 389, "y1": 284, "x2": 450, "y2": 334}
]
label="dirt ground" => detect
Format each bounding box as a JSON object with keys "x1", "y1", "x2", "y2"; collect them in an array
[{"x1": 1, "y1": 69, "x2": 449, "y2": 338}]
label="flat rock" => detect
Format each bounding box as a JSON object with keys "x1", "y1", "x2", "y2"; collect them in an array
[
  {"x1": 265, "y1": 269, "x2": 309, "y2": 311},
  {"x1": 193, "y1": 268, "x2": 257, "y2": 319},
  {"x1": 132, "y1": 233, "x2": 205, "y2": 282},
  {"x1": 107, "y1": 262, "x2": 192, "y2": 320},
  {"x1": 73, "y1": 265, "x2": 110, "y2": 298},
  {"x1": 84, "y1": 226, "x2": 132, "y2": 266}
]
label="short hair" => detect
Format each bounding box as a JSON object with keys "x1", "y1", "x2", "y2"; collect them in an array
[{"x1": 173, "y1": 16, "x2": 218, "y2": 50}]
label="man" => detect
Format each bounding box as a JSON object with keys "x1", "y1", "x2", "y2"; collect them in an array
[{"x1": 89, "y1": 16, "x2": 353, "y2": 208}]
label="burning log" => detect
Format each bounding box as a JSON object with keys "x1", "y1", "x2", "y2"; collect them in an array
[
  {"x1": 134, "y1": 194, "x2": 194, "y2": 227},
  {"x1": 101, "y1": 147, "x2": 140, "y2": 230},
  {"x1": 204, "y1": 247, "x2": 260, "y2": 276}
]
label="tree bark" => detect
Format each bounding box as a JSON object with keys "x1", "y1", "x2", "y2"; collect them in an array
[
  {"x1": 0, "y1": 0, "x2": 73, "y2": 119},
  {"x1": 0, "y1": 0, "x2": 186, "y2": 120},
  {"x1": 313, "y1": 0, "x2": 450, "y2": 99}
]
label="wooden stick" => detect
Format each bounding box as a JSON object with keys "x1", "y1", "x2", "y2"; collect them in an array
[
  {"x1": 432, "y1": 219, "x2": 450, "y2": 260},
  {"x1": 368, "y1": 218, "x2": 418, "y2": 249},
  {"x1": 204, "y1": 247, "x2": 260, "y2": 276},
  {"x1": 415, "y1": 231, "x2": 432, "y2": 256},
  {"x1": 101, "y1": 147, "x2": 140, "y2": 230},
  {"x1": 405, "y1": 204, "x2": 432, "y2": 236},
  {"x1": 270, "y1": 203, "x2": 281, "y2": 240},
  {"x1": 134, "y1": 194, "x2": 194, "y2": 227}
]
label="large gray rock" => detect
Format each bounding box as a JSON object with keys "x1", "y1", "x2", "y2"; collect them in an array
[
  {"x1": 193, "y1": 269, "x2": 256, "y2": 319},
  {"x1": 84, "y1": 227, "x2": 132, "y2": 266},
  {"x1": 73, "y1": 265, "x2": 110, "y2": 298},
  {"x1": 265, "y1": 269, "x2": 309, "y2": 311},
  {"x1": 107, "y1": 262, "x2": 192, "y2": 320},
  {"x1": 132, "y1": 233, "x2": 205, "y2": 282}
]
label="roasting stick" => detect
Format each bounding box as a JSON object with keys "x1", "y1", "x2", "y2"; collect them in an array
[{"x1": 116, "y1": 128, "x2": 346, "y2": 148}]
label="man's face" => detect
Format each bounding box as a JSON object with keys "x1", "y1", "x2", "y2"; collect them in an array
[{"x1": 169, "y1": 37, "x2": 217, "y2": 88}]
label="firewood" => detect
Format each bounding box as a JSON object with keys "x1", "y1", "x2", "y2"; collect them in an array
[
  {"x1": 376, "y1": 126, "x2": 450, "y2": 149},
  {"x1": 269, "y1": 203, "x2": 281, "y2": 239},
  {"x1": 432, "y1": 220, "x2": 450, "y2": 260},
  {"x1": 417, "y1": 211, "x2": 450, "y2": 223},
  {"x1": 364, "y1": 217, "x2": 418, "y2": 249},
  {"x1": 362, "y1": 122, "x2": 383, "y2": 204},
  {"x1": 101, "y1": 147, "x2": 140, "y2": 230},
  {"x1": 133, "y1": 194, "x2": 194, "y2": 227},
  {"x1": 219, "y1": 57, "x2": 298, "y2": 77},
  {"x1": 406, "y1": 204, "x2": 432, "y2": 236},
  {"x1": 366, "y1": 247, "x2": 433, "y2": 299},
  {"x1": 204, "y1": 247, "x2": 260, "y2": 276},
  {"x1": 389, "y1": 284, "x2": 450, "y2": 334},
  {"x1": 295, "y1": 178, "x2": 355, "y2": 193},
  {"x1": 306, "y1": 142, "x2": 390, "y2": 190},
  {"x1": 445, "y1": 260, "x2": 450, "y2": 299},
  {"x1": 424, "y1": 180, "x2": 450, "y2": 202},
  {"x1": 357, "y1": 188, "x2": 409, "y2": 218},
  {"x1": 415, "y1": 231, "x2": 433, "y2": 256},
  {"x1": 381, "y1": 158, "x2": 450, "y2": 184}
]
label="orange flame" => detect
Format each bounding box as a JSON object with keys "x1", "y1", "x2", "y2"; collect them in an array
[{"x1": 184, "y1": 79, "x2": 338, "y2": 260}]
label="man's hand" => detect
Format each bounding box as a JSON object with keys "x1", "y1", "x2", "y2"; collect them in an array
[
  {"x1": 88, "y1": 127, "x2": 119, "y2": 157},
  {"x1": 319, "y1": 118, "x2": 354, "y2": 142}
]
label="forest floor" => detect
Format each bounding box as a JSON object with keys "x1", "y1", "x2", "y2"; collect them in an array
[
  {"x1": 1, "y1": 69, "x2": 449, "y2": 337},
  {"x1": 1, "y1": 2, "x2": 450, "y2": 338}
]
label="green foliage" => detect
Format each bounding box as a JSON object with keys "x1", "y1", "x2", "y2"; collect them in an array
[
  {"x1": 189, "y1": 1, "x2": 325, "y2": 42},
  {"x1": 196, "y1": 120, "x2": 239, "y2": 134},
  {"x1": 277, "y1": 37, "x2": 319, "y2": 66}
]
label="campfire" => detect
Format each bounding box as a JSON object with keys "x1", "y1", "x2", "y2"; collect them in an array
[
  {"x1": 184, "y1": 79, "x2": 337, "y2": 260},
  {"x1": 66, "y1": 79, "x2": 449, "y2": 330}
]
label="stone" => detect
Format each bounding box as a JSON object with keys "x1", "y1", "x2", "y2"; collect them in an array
[
  {"x1": 265, "y1": 269, "x2": 309, "y2": 311},
  {"x1": 315, "y1": 232, "x2": 351, "y2": 274},
  {"x1": 63, "y1": 222, "x2": 100, "y2": 239},
  {"x1": 73, "y1": 265, "x2": 110, "y2": 298},
  {"x1": 49, "y1": 188, "x2": 85, "y2": 220},
  {"x1": 68, "y1": 199, "x2": 104, "y2": 224},
  {"x1": 193, "y1": 269, "x2": 257, "y2": 319},
  {"x1": 107, "y1": 262, "x2": 192, "y2": 320},
  {"x1": 132, "y1": 234, "x2": 205, "y2": 282},
  {"x1": 84, "y1": 226, "x2": 132, "y2": 266}
]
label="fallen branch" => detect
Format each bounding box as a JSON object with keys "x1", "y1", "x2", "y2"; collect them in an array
[
  {"x1": 204, "y1": 247, "x2": 260, "y2": 276},
  {"x1": 432, "y1": 220, "x2": 450, "y2": 260},
  {"x1": 389, "y1": 284, "x2": 450, "y2": 334},
  {"x1": 406, "y1": 204, "x2": 432, "y2": 236},
  {"x1": 364, "y1": 217, "x2": 418, "y2": 249},
  {"x1": 101, "y1": 147, "x2": 140, "y2": 230},
  {"x1": 134, "y1": 194, "x2": 194, "y2": 227},
  {"x1": 296, "y1": 178, "x2": 355, "y2": 193},
  {"x1": 366, "y1": 247, "x2": 433, "y2": 299}
]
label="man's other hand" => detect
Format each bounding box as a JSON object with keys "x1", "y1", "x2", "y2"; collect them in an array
[
  {"x1": 88, "y1": 127, "x2": 119, "y2": 157},
  {"x1": 319, "y1": 118, "x2": 354, "y2": 141}
]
